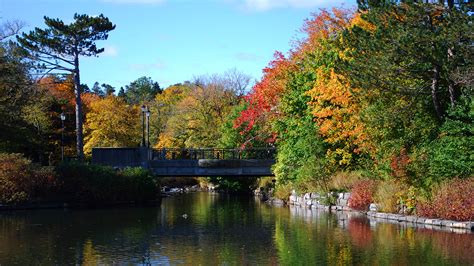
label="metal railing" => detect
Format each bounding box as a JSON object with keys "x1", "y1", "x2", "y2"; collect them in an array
[{"x1": 151, "y1": 148, "x2": 276, "y2": 160}]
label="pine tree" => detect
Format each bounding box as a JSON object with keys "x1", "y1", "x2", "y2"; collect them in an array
[{"x1": 17, "y1": 13, "x2": 115, "y2": 160}]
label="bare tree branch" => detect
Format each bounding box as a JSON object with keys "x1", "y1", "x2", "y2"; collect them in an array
[{"x1": 0, "y1": 20, "x2": 26, "y2": 41}]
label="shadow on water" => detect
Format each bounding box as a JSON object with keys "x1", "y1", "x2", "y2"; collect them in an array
[
  {"x1": 0, "y1": 207, "x2": 159, "y2": 264},
  {"x1": 0, "y1": 192, "x2": 472, "y2": 265}
]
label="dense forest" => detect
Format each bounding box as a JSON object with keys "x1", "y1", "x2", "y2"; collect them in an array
[{"x1": 0, "y1": 1, "x2": 472, "y2": 219}]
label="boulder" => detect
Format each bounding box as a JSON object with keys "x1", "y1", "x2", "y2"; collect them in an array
[{"x1": 369, "y1": 203, "x2": 378, "y2": 212}]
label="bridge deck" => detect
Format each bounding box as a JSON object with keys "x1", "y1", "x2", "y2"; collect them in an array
[
  {"x1": 148, "y1": 159, "x2": 275, "y2": 177},
  {"x1": 92, "y1": 147, "x2": 275, "y2": 177}
]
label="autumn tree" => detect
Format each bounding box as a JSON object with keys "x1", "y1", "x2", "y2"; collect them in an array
[
  {"x1": 155, "y1": 71, "x2": 247, "y2": 149},
  {"x1": 84, "y1": 95, "x2": 140, "y2": 154},
  {"x1": 337, "y1": 1, "x2": 473, "y2": 183},
  {"x1": 17, "y1": 14, "x2": 115, "y2": 160},
  {"x1": 303, "y1": 9, "x2": 371, "y2": 167},
  {"x1": 234, "y1": 52, "x2": 293, "y2": 146},
  {"x1": 152, "y1": 83, "x2": 192, "y2": 148}
]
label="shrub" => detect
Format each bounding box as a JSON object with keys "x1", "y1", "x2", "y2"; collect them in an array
[
  {"x1": 274, "y1": 182, "x2": 293, "y2": 201},
  {"x1": 373, "y1": 180, "x2": 408, "y2": 213},
  {"x1": 373, "y1": 180, "x2": 417, "y2": 214},
  {"x1": 0, "y1": 153, "x2": 55, "y2": 204},
  {"x1": 119, "y1": 167, "x2": 160, "y2": 202},
  {"x1": 55, "y1": 162, "x2": 160, "y2": 203},
  {"x1": 416, "y1": 177, "x2": 474, "y2": 221},
  {"x1": 328, "y1": 171, "x2": 362, "y2": 192},
  {"x1": 348, "y1": 179, "x2": 378, "y2": 211},
  {"x1": 257, "y1": 176, "x2": 276, "y2": 194}
]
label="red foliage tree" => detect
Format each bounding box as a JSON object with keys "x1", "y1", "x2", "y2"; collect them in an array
[{"x1": 233, "y1": 51, "x2": 294, "y2": 144}]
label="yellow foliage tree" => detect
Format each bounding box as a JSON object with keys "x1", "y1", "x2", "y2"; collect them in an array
[
  {"x1": 84, "y1": 95, "x2": 140, "y2": 154},
  {"x1": 155, "y1": 81, "x2": 238, "y2": 148},
  {"x1": 307, "y1": 68, "x2": 371, "y2": 166},
  {"x1": 153, "y1": 84, "x2": 192, "y2": 148}
]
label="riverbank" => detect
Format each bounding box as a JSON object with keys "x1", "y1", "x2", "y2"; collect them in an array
[
  {"x1": 158, "y1": 186, "x2": 474, "y2": 233},
  {"x1": 0, "y1": 154, "x2": 161, "y2": 209},
  {"x1": 273, "y1": 191, "x2": 474, "y2": 233}
]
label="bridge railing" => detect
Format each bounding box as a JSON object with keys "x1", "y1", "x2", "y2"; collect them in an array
[{"x1": 151, "y1": 148, "x2": 276, "y2": 160}]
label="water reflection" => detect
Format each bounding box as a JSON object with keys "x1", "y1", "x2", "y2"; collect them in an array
[
  {"x1": 0, "y1": 193, "x2": 472, "y2": 265},
  {"x1": 277, "y1": 205, "x2": 473, "y2": 265}
]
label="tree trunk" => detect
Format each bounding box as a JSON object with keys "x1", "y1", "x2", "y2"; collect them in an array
[
  {"x1": 431, "y1": 65, "x2": 443, "y2": 121},
  {"x1": 447, "y1": 47, "x2": 457, "y2": 108},
  {"x1": 448, "y1": 81, "x2": 456, "y2": 108},
  {"x1": 74, "y1": 54, "x2": 84, "y2": 161}
]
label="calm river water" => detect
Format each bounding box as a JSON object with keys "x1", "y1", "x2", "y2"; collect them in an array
[{"x1": 0, "y1": 192, "x2": 473, "y2": 265}]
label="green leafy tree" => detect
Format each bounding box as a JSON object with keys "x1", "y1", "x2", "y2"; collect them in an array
[
  {"x1": 117, "y1": 87, "x2": 126, "y2": 98},
  {"x1": 91, "y1": 81, "x2": 103, "y2": 97},
  {"x1": 17, "y1": 13, "x2": 115, "y2": 160},
  {"x1": 101, "y1": 83, "x2": 115, "y2": 96},
  {"x1": 338, "y1": 1, "x2": 473, "y2": 181},
  {"x1": 0, "y1": 41, "x2": 37, "y2": 155},
  {"x1": 123, "y1": 76, "x2": 161, "y2": 104}
]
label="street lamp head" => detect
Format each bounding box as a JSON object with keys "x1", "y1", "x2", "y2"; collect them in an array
[
  {"x1": 141, "y1": 105, "x2": 147, "y2": 112},
  {"x1": 146, "y1": 110, "x2": 151, "y2": 117},
  {"x1": 60, "y1": 112, "x2": 66, "y2": 121}
]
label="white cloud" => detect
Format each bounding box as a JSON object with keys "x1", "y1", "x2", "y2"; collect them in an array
[
  {"x1": 243, "y1": 0, "x2": 339, "y2": 11},
  {"x1": 101, "y1": 0, "x2": 166, "y2": 4},
  {"x1": 102, "y1": 45, "x2": 118, "y2": 57}
]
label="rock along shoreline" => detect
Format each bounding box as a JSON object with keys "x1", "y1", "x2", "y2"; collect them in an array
[{"x1": 265, "y1": 191, "x2": 474, "y2": 233}]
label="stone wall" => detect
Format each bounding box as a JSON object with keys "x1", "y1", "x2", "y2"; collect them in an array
[
  {"x1": 287, "y1": 190, "x2": 351, "y2": 211},
  {"x1": 282, "y1": 190, "x2": 473, "y2": 232}
]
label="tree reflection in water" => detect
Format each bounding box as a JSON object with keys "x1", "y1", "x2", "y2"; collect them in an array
[{"x1": 0, "y1": 193, "x2": 472, "y2": 265}]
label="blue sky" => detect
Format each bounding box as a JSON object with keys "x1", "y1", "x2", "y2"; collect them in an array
[{"x1": 1, "y1": 0, "x2": 356, "y2": 89}]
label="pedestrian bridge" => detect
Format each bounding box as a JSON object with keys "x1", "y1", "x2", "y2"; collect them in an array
[{"x1": 92, "y1": 147, "x2": 275, "y2": 177}]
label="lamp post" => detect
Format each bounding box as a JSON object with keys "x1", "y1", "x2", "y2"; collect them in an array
[
  {"x1": 60, "y1": 112, "x2": 66, "y2": 161},
  {"x1": 146, "y1": 109, "x2": 151, "y2": 147},
  {"x1": 141, "y1": 105, "x2": 147, "y2": 147}
]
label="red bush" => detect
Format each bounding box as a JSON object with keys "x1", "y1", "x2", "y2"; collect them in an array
[
  {"x1": 0, "y1": 153, "x2": 55, "y2": 204},
  {"x1": 348, "y1": 180, "x2": 378, "y2": 211},
  {"x1": 417, "y1": 177, "x2": 474, "y2": 221}
]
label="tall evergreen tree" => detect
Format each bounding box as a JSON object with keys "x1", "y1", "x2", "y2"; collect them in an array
[
  {"x1": 124, "y1": 76, "x2": 161, "y2": 104},
  {"x1": 101, "y1": 83, "x2": 115, "y2": 96},
  {"x1": 91, "y1": 81, "x2": 103, "y2": 96},
  {"x1": 17, "y1": 13, "x2": 115, "y2": 160}
]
